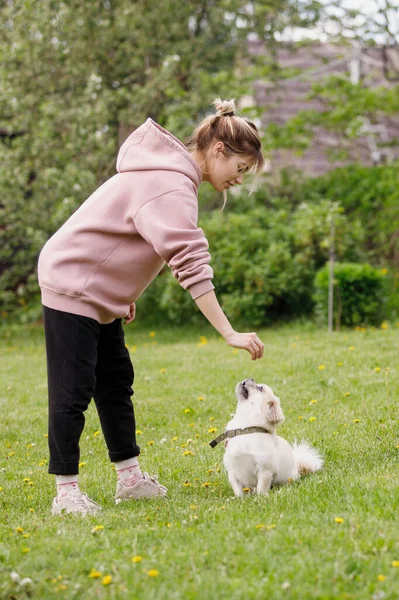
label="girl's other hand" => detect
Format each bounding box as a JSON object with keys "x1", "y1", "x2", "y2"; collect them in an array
[{"x1": 124, "y1": 303, "x2": 136, "y2": 325}]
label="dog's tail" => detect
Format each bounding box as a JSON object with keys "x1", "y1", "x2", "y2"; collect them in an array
[{"x1": 292, "y1": 441, "x2": 323, "y2": 475}]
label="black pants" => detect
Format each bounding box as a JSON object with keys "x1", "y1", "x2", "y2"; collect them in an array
[{"x1": 43, "y1": 306, "x2": 140, "y2": 475}]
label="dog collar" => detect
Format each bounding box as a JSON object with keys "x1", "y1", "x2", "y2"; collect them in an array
[{"x1": 209, "y1": 427, "x2": 272, "y2": 448}]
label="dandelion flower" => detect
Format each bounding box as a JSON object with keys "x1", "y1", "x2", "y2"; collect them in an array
[
  {"x1": 309, "y1": 417, "x2": 316, "y2": 422},
  {"x1": 149, "y1": 331, "x2": 156, "y2": 337},
  {"x1": 374, "y1": 367, "x2": 381, "y2": 372},
  {"x1": 171, "y1": 436, "x2": 178, "y2": 442},
  {"x1": 183, "y1": 481, "x2": 191, "y2": 487},
  {"x1": 256, "y1": 524, "x2": 265, "y2": 529},
  {"x1": 348, "y1": 346, "x2": 355, "y2": 351},
  {"x1": 160, "y1": 368, "x2": 166, "y2": 373},
  {"x1": 243, "y1": 487, "x2": 250, "y2": 493},
  {"x1": 93, "y1": 431, "x2": 100, "y2": 437},
  {"x1": 344, "y1": 392, "x2": 350, "y2": 397},
  {"x1": 392, "y1": 561, "x2": 399, "y2": 567},
  {"x1": 381, "y1": 322, "x2": 389, "y2": 330},
  {"x1": 147, "y1": 440, "x2": 154, "y2": 446},
  {"x1": 132, "y1": 556, "x2": 142, "y2": 563},
  {"x1": 183, "y1": 451, "x2": 193, "y2": 456},
  {"x1": 15, "y1": 527, "x2": 24, "y2": 533},
  {"x1": 353, "y1": 419, "x2": 360, "y2": 423},
  {"x1": 197, "y1": 396, "x2": 204, "y2": 401},
  {"x1": 21, "y1": 548, "x2": 30, "y2": 553},
  {"x1": 318, "y1": 365, "x2": 325, "y2": 370},
  {"x1": 380, "y1": 268, "x2": 388, "y2": 275},
  {"x1": 208, "y1": 428, "x2": 217, "y2": 434},
  {"x1": 136, "y1": 429, "x2": 143, "y2": 435},
  {"x1": 310, "y1": 399, "x2": 317, "y2": 405},
  {"x1": 79, "y1": 462, "x2": 86, "y2": 467},
  {"x1": 201, "y1": 482, "x2": 211, "y2": 488},
  {"x1": 190, "y1": 505, "x2": 198, "y2": 509},
  {"x1": 337, "y1": 362, "x2": 343, "y2": 367},
  {"x1": 91, "y1": 525, "x2": 104, "y2": 533},
  {"x1": 147, "y1": 569, "x2": 159, "y2": 577},
  {"x1": 377, "y1": 574, "x2": 386, "y2": 582},
  {"x1": 102, "y1": 575, "x2": 112, "y2": 586},
  {"x1": 334, "y1": 517, "x2": 344, "y2": 524},
  {"x1": 89, "y1": 569, "x2": 102, "y2": 579},
  {"x1": 184, "y1": 408, "x2": 190, "y2": 414}
]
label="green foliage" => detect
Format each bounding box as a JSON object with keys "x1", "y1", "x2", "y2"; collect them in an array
[
  {"x1": 314, "y1": 262, "x2": 386, "y2": 328},
  {"x1": 137, "y1": 199, "x2": 365, "y2": 328}
]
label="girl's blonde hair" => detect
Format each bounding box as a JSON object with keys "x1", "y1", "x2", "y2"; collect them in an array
[{"x1": 186, "y1": 98, "x2": 264, "y2": 209}]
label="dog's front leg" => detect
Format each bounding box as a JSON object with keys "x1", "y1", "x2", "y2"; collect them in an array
[
  {"x1": 228, "y1": 472, "x2": 245, "y2": 498},
  {"x1": 256, "y1": 471, "x2": 273, "y2": 496}
]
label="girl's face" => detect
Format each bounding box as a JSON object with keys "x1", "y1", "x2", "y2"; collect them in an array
[{"x1": 203, "y1": 142, "x2": 254, "y2": 192}]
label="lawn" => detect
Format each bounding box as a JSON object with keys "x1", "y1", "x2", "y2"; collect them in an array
[{"x1": 0, "y1": 320, "x2": 399, "y2": 599}]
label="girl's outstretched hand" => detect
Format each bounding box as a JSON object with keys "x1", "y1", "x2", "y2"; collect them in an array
[{"x1": 224, "y1": 331, "x2": 264, "y2": 360}]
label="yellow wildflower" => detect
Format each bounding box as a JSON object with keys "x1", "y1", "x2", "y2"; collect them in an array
[
  {"x1": 89, "y1": 569, "x2": 102, "y2": 579},
  {"x1": 91, "y1": 525, "x2": 104, "y2": 533},
  {"x1": 353, "y1": 419, "x2": 360, "y2": 423},
  {"x1": 93, "y1": 431, "x2": 100, "y2": 437},
  {"x1": 381, "y1": 322, "x2": 389, "y2": 330},
  {"x1": 377, "y1": 574, "x2": 386, "y2": 582},
  {"x1": 374, "y1": 367, "x2": 381, "y2": 372},
  {"x1": 184, "y1": 408, "x2": 190, "y2": 414},
  {"x1": 208, "y1": 428, "x2": 217, "y2": 434},
  {"x1": 149, "y1": 331, "x2": 156, "y2": 337},
  {"x1": 310, "y1": 399, "x2": 317, "y2": 405},
  {"x1": 136, "y1": 430, "x2": 143, "y2": 435},
  {"x1": 147, "y1": 441, "x2": 154, "y2": 446},
  {"x1": 197, "y1": 396, "x2": 204, "y2": 401},
  {"x1": 344, "y1": 392, "x2": 350, "y2": 397},
  {"x1": 102, "y1": 575, "x2": 112, "y2": 586},
  {"x1": 183, "y1": 481, "x2": 191, "y2": 487},
  {"x1": 201, "y1": 482, "x2": 211, "y2": 488},
  {"x1": 160, "y1": 368, "x2": 166, "y2": 373},
  {"x1": 318, "y1": 365, "x2": 325, "y2": 370},
  {"x1": 183, "y1": 451, "x2": 193, "y2": 456},
  {"x1": 79, "y1": 462, "x2": 86, "y2": 467},
  {"x1": 132, "y1": 556, "x2": 142, "y2": 563},
  {"x1": 391, "y1": 561, "x2": 399, "y2": 567},
  {"x1": 147, "y1": 569, "x2": 159, "y2": 577},
  {"x1": 21, "y1": 548, "x2": 30, "y2": 553},
  {"x1": 309, "y1": 417, "x2": 316, "y2": 422},
  {"x1": 337, "y1": 362, "x2": 343, "y2": 367},
  {"x1": 334, "y1": 517, "x2": 344, "y2": 524},
  {"x1": 348, "y1": 346, "x2": 355, "y2": 351},
  {"x1": 15, "y1": 527, "x2": 24, "y2": 533}
]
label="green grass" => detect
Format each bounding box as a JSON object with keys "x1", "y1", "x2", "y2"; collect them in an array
[{"x1": 1, "y1": 321, "x2": 399, "y2": 599}]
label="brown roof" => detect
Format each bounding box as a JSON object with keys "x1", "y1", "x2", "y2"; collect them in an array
[{"x1": 249, "y1": 42, "x2": 399, "y2": 176}]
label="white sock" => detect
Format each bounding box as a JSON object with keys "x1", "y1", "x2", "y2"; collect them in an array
[
  {"x1": 115, "y1": 457, "x2": 143, "y2": 486},
  {"x1": 56, "y1": 475, "x2": 79, "y2": 498}
]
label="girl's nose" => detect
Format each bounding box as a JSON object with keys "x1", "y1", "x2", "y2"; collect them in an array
[{"x1": 235, "y1": 174, "x2": 244, "y2": 184}]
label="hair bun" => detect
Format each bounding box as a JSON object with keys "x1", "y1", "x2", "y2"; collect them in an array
[{"x1": 213, "y1": 98, "x2": 236, "y2": 117}]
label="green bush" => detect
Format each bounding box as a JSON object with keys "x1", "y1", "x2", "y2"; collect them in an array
[
  {"x1": 142, "y1": 202, "x2": 365, "y2": 328},
  {"x1": 314, "y1": 262, "x2": 386, "y2": 328}
]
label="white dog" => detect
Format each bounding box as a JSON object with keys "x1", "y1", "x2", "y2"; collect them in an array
[{"x1": 214, "y1": 378, "x2": 323, "y2": 497}]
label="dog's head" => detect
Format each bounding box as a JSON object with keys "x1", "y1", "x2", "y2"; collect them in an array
[{"x1": 235, "y1": 378, "x2": 285, "y2": 428}]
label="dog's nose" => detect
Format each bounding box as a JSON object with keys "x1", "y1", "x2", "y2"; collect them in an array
[{"x1": 242, "y1": 378, "x2": 255, "y2": 386}]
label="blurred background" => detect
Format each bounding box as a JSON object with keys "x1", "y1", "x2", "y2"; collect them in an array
[{"x1": 1, "y1": 0, "x2": 398, "y2": 329}]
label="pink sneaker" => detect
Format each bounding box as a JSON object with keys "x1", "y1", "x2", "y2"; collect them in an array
[
  {"x1": 115, "y1": 472, "x2": 167, "y2": 503},
  {"x1": 51, "y1": 490, "x2": 102, "y2": 515}
]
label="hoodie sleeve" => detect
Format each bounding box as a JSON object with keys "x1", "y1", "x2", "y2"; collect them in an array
[{"x1": 134, "y1": 190, "x2": 214, "y2": 300}]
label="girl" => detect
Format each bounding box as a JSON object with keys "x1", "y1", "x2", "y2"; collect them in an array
[{"x1": 38, "y1": 98, "x2": 265, "y2": 515}]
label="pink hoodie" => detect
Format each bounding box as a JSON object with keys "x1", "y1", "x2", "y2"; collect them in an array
[{"x1": 38, "y1": 119, "x2": 214, "y2": 324}]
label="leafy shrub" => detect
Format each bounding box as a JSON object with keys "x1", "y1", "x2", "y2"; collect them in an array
[{"x1": 314, "y1": 262, "x2": 385, "y2": 328}]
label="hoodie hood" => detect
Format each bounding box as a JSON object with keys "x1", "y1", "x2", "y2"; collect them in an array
[{"x1": 116, "y1": 118, "x2": 202, "y2": 188}]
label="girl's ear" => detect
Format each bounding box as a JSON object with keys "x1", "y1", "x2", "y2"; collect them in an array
[
  {"x1": 212, "y1": 141, "x2": 225, "y2": 156},
  {"x1": 267, "y1": 399, "x2": 285, "y2": 425}
]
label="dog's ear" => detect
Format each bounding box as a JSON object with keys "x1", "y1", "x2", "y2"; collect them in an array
[{"x1": 267, "y1": 398, "x2": 285, "y2": 425}]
